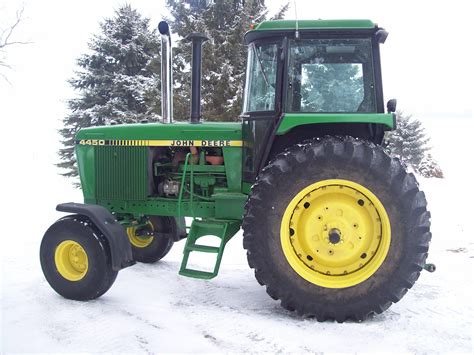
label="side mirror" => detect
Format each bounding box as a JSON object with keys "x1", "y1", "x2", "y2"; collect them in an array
[
  {"x1": 375, "y1": 29, "x2": 389, "y2": 44},
  {"x1": 387, "y1": 99, "x2": 397, "y2": 113}
]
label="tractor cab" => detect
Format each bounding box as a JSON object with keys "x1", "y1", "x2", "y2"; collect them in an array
[{"x1": 241, "y1": 20, "x2": 392, "y2": 180}]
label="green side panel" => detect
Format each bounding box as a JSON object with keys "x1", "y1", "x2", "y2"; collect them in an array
[
  {"x1": 213, "y1": 193, "x2": 247, "y2": 220},
  {"x1": 253, "y1": 19, "x2": 375, "y2": 31},
  {"x1": 100, "y1": 194, "x2": 247, "y2": 220},
  {"x1": 76, "y1": 145, "x2": 96, "y2": 202},
  {"x1": 76, "y1": 122, "x2": 242, "y2": 141},
  {"x1": 100, "y1": 193, "x2": 247, "y2": 220},
  {"x1": 276, "y1": 113, "x2": 394, "y2": 135},
  {"x1": 222, "y1": 147, "x2": 242, "y2": 192},
  {"x1": 95, "y1": 146, "x2": 148, "y2": 200},
  {"x1": 101, "y1": 199, "x2": 215, "y2": 218}
]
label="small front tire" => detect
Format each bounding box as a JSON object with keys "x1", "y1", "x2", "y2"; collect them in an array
[{"x1": 40, "y1": 215, "x2": 118, "y2": 301}]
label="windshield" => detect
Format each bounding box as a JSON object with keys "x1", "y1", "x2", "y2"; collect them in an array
[
  {"x1": 243, "y1": 42, "x2": 279, "y2": 112},
  {"x1": 287, "y1": 38, "x2": 376, "y2": 113}
]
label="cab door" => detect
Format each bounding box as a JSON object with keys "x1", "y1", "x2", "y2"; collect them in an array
[{"x1": 241, "y1": 40, "x2": 284, "y2": 182}]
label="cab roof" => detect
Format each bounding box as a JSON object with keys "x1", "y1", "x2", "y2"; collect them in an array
[
  {"x1": 253, "y1": 19, "x2": 376, "y2": 31},
  {"x1": 245, "y1": 19, "x2": 378, "y2": 43}
]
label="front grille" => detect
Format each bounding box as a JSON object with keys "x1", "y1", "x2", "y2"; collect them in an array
[{"x1": 95, "y1": 146, "x2": 148, "y2": 200}]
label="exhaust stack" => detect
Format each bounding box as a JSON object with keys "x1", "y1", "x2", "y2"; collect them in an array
[
  {"x1": 185, "y1": 33, "x2": 209, "y2": 124},
  {"x1": 158, "y1": 21, "x2": 173, "y2": 124}
]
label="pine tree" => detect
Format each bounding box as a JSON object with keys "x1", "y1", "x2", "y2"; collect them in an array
[
  {"x1": 58, "y1": 5, "x2": 161, "y2": 178},
  {"x1": 418, "y1": 153, "x2": 444, "y2": 178},
  {"x1": 167, "y1": 0, "x2": 288, "y2": 122},
  {"x1": 385, "y1": 111, "x2": 443, "y2": 177}
]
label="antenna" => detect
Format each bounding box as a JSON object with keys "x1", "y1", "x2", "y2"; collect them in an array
[{"x1": 294, "y1": 0, "x2": 300, "y2": 39}]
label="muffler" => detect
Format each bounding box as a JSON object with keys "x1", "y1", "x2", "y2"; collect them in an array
[{"x1": 158, "y1": 21, "x2": 173, "y2": 124}]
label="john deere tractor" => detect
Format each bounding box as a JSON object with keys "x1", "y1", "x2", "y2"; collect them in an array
[{"x1": 41, "y1": 19, "x2": 434, "y2": 321}]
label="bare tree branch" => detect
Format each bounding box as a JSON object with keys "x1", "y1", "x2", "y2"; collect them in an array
[
  {"x1": 0, "y1": 7, "x2": 31, "y2": 49},
  {"x1": 0, "y1": 5, "x2": 31, "y2": 82}
]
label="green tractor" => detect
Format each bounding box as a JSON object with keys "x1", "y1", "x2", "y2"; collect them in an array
[{"x1": 41, "y1": 19, "x2": 434, "y2": 321}]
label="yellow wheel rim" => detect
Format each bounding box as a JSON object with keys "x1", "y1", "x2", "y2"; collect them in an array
[
  {"x1": 280, "y1": 179, "x2": 391, "y2": 288},
  {"x1": 127, "y1": 222, "x2": 154, "y2": 248},
  {"x1": 54, "y1": 240, "x2": 89, "y2": 281}
]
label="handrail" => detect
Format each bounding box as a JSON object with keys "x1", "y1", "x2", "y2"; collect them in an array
[
  {"x1": 190, "y1": 155, "x2": 194, "y2": 217},
  {"x1": 177, "y1": 153, "x2": 195, "y2": 218}
]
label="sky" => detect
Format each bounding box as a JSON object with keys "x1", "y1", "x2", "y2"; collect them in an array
[{"x1": 0, "y1": 0, "x2": 472, "y2": 174}]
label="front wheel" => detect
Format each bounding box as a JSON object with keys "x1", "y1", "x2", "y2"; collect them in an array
[
  {"x1": 40, "y1": 215, "x2": 118, "y2": 300},
  {"x1": 126, "y1": 216, "x2": 175, "y2": 263},
  {"x1": 243, "y1": 136, "x2": 431, "y2": 321}
]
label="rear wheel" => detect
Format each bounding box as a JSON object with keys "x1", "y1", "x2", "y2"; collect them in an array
[
  {"x1": 40, "y1": 215, "x2": 118, "y2": 300},
  {"x1": 126, "y1": 216, "x2": 174, "y2": 263},
  {"x1": 243, "y1": 136, "x2": 431, "y2": 321}
]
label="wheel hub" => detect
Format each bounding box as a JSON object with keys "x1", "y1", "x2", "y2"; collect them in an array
[
  {"x1": 281, "y1": 179, "x2": 391, "y2": 288},
  {"x1": 54, "y1": 240, "x2": 89, "y2": 281},
  {"x1": 328, "y1": 228, "x2": 342, "y2": 244}
]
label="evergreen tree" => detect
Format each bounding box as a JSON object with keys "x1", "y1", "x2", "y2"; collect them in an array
[
  {"x1": 58, "y1": 5, "x2": 161, "y2": 178},
  {"x1": 418, "y1": 153, "x2": 444, "y2": 178},
  {"x1": 167, "y1": 0, "x2": 288, "y2": 121},
  {"x1": 385, "y1": 111, "x2": 442, "y2": 177}
]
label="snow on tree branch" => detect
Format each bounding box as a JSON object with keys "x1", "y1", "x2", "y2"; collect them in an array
[{"x1": 384, "y1": 110, "x2": 444, "y2": 178}]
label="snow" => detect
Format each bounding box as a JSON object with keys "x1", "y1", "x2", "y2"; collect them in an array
[{"x1": 1, "y1": 117, "x2": 473, "y2": 353}]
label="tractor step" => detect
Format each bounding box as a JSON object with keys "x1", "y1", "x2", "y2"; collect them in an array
[
  {"x1": 178, "y1": 268, "x2": 216, "y2": 280},
  {"x1": 186, "y1": 244, "x2": 220, "y2": 253},
  {"x1": 179, "y1": 219, "x2": 240, "y2": 279}
]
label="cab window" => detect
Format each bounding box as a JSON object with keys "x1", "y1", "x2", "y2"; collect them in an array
[
  {"x1": 243, "y1": 42, "x2": 279, "y2": 112},
  {"x1": 287, "y1": 38, "x2": 376, "y2": 113}
]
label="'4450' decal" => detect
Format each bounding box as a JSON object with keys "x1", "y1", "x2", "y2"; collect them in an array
[{"x1": 78, "y1": 139, "x2": 106, "y2": 146}]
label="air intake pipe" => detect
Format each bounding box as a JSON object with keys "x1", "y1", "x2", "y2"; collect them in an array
[
  {"x1": 185, "y1": 33, "x2": 209, "y2": 124},
  {"x1": 158, "y1": 21, "x2": 173, "y2": 124}
]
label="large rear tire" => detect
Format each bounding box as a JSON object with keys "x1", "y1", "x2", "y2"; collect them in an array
[{"x1": 243, "y1": 136, "x2": 431, "y2": 321}]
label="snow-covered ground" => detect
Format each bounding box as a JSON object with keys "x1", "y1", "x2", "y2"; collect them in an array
[{"x1": 1, "y1": 118, "x2": 473, "y2": 353}]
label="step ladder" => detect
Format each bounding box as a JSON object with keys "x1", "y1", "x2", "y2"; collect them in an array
[{"x1": 179, "y1": 219, "x2": 240, "y2": 279}]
